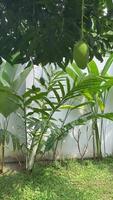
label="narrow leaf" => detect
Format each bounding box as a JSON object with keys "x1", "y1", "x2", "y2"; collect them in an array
[
  {"x1": 87, "y1": 60, "x2": 99, "y2": 75},
  {"x1": 101, "y1": 54, "x2": 113, "y2": 75}
]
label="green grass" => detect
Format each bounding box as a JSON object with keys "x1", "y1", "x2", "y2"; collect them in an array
[{"x1": 1, "y1": 157, "x2": 113, "y2": 200}]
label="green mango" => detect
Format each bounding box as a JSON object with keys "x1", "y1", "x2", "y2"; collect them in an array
[{"x1": 73, "y1": 41, "x2": 89, "y2": 69}]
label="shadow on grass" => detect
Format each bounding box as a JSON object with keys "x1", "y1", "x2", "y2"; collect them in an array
[
  {"x1": 1, "y1": 157, "x2": 113, "y2": 200},
  {"x1": 0, "y1": 164, "x2": 89, "y2": 200}
]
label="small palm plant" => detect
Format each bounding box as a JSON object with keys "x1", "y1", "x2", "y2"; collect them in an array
[
  {"x1": 66, "y1": 54, "x2": 113, "y2": 158},
  {"x1": 23, "y1": 64, "x2": 113, "y2": 171}
]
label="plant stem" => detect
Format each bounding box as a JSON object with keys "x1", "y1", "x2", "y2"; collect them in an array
[
  {"x1": 23, "y1": 100, "x2": 28, "y2": 169},
  {"x1": 52, "y1": 100, "x2": 73, "y2": 161},
  {"x1": 0, "y1": 117, "x2": 9, "y2": 173},
  {"x1": 81, "y1": 0, "x2": 84, "y2": 40}
]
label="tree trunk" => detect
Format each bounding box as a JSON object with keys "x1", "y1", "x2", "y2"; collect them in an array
[
  {"x1": 53, "y1": 140, "x2": 58, "y2": 161},
  {"x1": 27, "y1": 138, "x2": 39, "y2": 171},
  {"x1": 93, "y1": 119, "x2": 102, "y2": 159},
  {"x1": 0, "y1": 142, "x2": 5, "y2": 173}
]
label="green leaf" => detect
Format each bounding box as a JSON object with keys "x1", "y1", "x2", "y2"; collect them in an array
[
  {"x1": 58, "y1": 81, "x2": 65, "y2": 98},
  {"x1": 101, "y1": 54, "x2": 113, "y2": 75},
  {"x1": 27, "y1": 108, "x2": 50, "y2": 117},
  {"x1": 83, "y1": 112, "x2": 113, "y2": 122},
  {"x1": 97, "y1": 97, "x2": 105, "y2": 112},
  {"x1": 0, "y1": 86, "x2": 21, "y2": 117},
  {"x1": 0, "y1": 129, "x2": 5, "y2": 144},
  {"x1": 87, "y1": 60, "x2": 99, "y2": 75},
  {"x1": 11, "y1": 135, "x2": 17, "y2": 151},
  {"x1": 83, "y1": 92, "x2": 93, "y2": 100},
  {"x1": 45, "y1": 133, "x2": 57, "y2": 151},
  {"x1": 52, "y1": 88, "x2": 61, "y2": 102},
  {"x1": 43, "y1": 97, "x2": 55, "y2": 110},
  {"x1": 60, "y1": 102, "x2": 94, "y2": 110},
  {"x1": 0, "y1": 59, "x2": 32, "y2": 92},
  {"x1": 23, "y1": 87, "x2": 41, "y2": 98},
  {"x1": 5, "y1": 131, "x2": 10, "y2": 144},
  {"x1": 96, "y1": 113, "x2": 113, "y2": 121},
  {"x1": 66, "y1": 67, "x2": 77, "y2": 80},
  {"x1": 0, "y1": 59, "x2": 18, "y2": 86},
  {"x1": 106, "y1": 0, "x2": 113, "y2": 9},
  {"x1": 10, "y1": 51, "x2": 21, "y2": 64},
  {"x1": 24, "y1": 92, "x2": 47, "y2": 106},
  {"x1": 12, "y1": 62, "x2": 32, "y2": 91},
  {"x1": 71, "y1": 62, "x2": 84, "y2": 77},
  {"x1": 66, "y1": 77, "x2": 71, "y2": 93}
]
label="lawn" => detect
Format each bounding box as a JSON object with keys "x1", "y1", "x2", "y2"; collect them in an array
[{"x1": 1, "y1": 158, "x2": 113, "y2": 200}]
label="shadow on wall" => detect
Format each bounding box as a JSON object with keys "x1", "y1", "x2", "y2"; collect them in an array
[{"x1": 53, "y1": 122, "x2": 94, "y2": 160}]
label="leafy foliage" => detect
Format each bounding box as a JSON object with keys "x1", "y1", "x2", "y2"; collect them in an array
[
  {"x1": 0, "y1": 0, "x2": 113, "y2": 66},
  {"x1": 0, "y1": 59, "x2": 32, "y2": 91}
]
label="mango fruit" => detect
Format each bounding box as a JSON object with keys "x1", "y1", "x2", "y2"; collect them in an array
[{"x1": 73, "y1": 41, "x2": 89, "y2": 69}]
